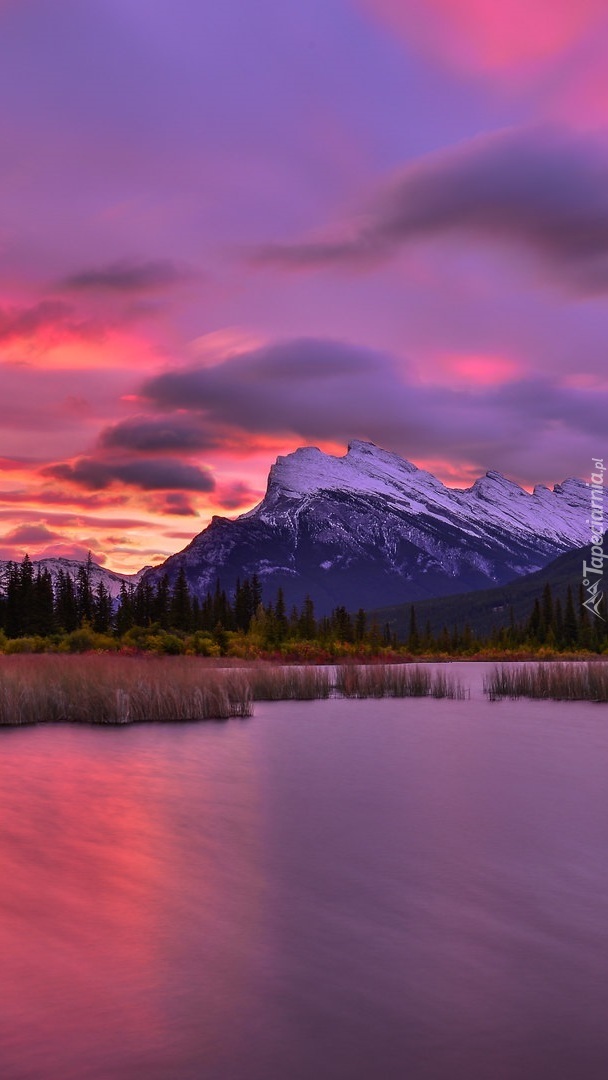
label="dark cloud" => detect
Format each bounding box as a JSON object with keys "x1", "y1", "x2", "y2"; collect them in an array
[
  {"x1": 216, "y1": 481, "x2": 262, "y2": 510},
  {"x1": 43, "y1": 457, "x2": 215, "y2": 493},
  {"x1": 253, "y1": 128, "x2": 608, "y2": 293},
  {"x1": 142, "y1": 338, "x2": 389, "y2": 429},
  {"x1": 99, "y1": 415, "x2": 217, "y2": 453},
  {"x1": 62, "y1": 258, "x2": 195, "y2": 294},
  {"x1": 140, "y1": 336, "x2": 608, "y2": 484},
  {"x1": 157, "y1": 492, "x2": 199, "y2": 516}
]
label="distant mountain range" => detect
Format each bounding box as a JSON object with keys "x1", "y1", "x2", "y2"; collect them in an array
[
  {"x1": 1, "y1": 442, "x2": 591, "y2": 614},
  {"x1": 372, "y1": 538, "x2": 597, "y2": 639},
  {"x1": 142, "y1": 441, "x2": 589, "y2": 613},
  {"x1": 0, "y1": 557, "x2": 145, "y2": 600}
]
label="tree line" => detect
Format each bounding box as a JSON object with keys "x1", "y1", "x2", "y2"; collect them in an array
[
  {"x1": 0, "y1": 555, "x2": 606, "y2": 655},
  {"x1": 406, "y1": 582, "x2": 607, "y2": 654},
  {"x1": 0, "y1": 555, "x2": 387, "y2": 650}
]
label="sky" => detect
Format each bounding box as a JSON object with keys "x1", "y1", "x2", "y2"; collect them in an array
[{"x1": 1, "y1": 0, "x2": 608, "y2": 572}]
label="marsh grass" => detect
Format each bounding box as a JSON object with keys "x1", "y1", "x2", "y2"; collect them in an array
[
  {"x1": 485, "y1": 662, "x2": 608, "y2": 702},
  {"x1": 246, "y1": 666, "x2": 331, "y2": 700},
  {"x1": 0, "y1": 655, "x2": 253, "y2": 725},
  {"x1": 0, "y1": 656, "x2": 468, "y2": 725},
  {"x1": 334, "y1": 664, "x2": 467, "y2": 699}
]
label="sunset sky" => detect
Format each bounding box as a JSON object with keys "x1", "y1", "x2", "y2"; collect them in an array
[{"x1": 2, "y1": 0, "x2": 608, "y2": 571}]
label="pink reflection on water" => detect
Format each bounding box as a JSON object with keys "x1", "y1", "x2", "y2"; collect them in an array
[{"x1": 0, "y1": 724, "x2": 265, "y2": 1079}]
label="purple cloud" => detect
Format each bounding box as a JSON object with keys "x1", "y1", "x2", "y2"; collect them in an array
[
  {"x1": 62, "y1": 259, "x2": 195, "y2": 294},
  {"x1": 99, "y1": 415, "x2": 218, "y2": 453},
  {"x1": 0, "y1": 524, "x2": 61, "y2": 545},
  {"x1": 140, "y1": 336, "x2": 608, "y2": 483},
  {"x1": 43, "y1": 457, "x2": 215, "y2": 493},
  {"x1": 254, "y1": 127, "x2": 608, "y2": 293},
  {"x1": 156, "y1": 492, "x2": 199, "y2": 516}
]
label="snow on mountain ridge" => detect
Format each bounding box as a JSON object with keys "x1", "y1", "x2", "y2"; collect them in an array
[
  {"x1": 264, "y1": 440, "x2": 587, "y2": 547},
  {"x1": 142, "y1": 440, "x2": 593, "y2": 613},
  {"x1": 0, "y1": 557, "x2": 145, "y2": 600}
]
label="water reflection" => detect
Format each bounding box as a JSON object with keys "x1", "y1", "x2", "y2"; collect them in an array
[
  {"x1": 1, "y1": 683, "x2": 608, "y2": 1079},
  {"x1": 0, "y1": 725, "x2": 267, "y2": 1079}
]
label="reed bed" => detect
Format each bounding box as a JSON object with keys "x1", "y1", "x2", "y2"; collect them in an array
[
  {"x1": 0, "y1": 655, "x2": 253, "y2": 725},
  {"x1": 334, "y1": 664, "x2": 467, "y2": 699},
  {"x1": 245, "y1": 665, "x2": 331, "y2": 700},
  {"x1": 0, "y1": 655, "x2": 468, "y2": 725},
  {"x1": 485, "y1": 662, "x2": 608, "y2": 702}
]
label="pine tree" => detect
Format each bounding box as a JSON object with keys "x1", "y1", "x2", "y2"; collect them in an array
[
  {"x1": 19, "y1": 555, "x2": 35, "y2": 634},
  {"x1": 154, "y1": 575, "x2": 171, "y2": 628},
  {"x1": 299, "y1": 596, "x2": 316, "y2": 639},
  {"x1": 563, "y1": 586, "x2": 578, "y2": 647},
  {"x1": 408, "y1": 605, "x2": 420, "y2": 653},
  {"x1": 355, "y1": 608, "x2": 367, "y2": 642},
  {"x1": 5, "y1": 562, "x2": 21, "y2": 637},
  {"x1": 577, "y1": 583, "x2": 592, "y2": 650},
  {"x1": 55, "y1": 569, "x2": 78, "y2": 633},
  {"x1": 527, "y1": 598, "x2": 542, "y2": 643},
  {"x1": 170, "y1": 568, "x2": 192, "y2": 632},
  {"x1": 32, "y1": 569, "x2": 55, "y2": 636},
  {"x1": 93, "y1": 581, "x2": 112, "y2": 634},
  {"x1": 332, "y1": 605, "x2": 353, "y2": 642},
  {"x1": 274, "y1": 587, "x2": 288, "y2": 641},
  {"x1": 116, "y1": 582, "x2": 135, "y2": 634},
  {"x1": 234, "y1": 577, "x2": 253, "y2": 631},
  {"x1": 251, "y1": 574, "x2": 262, "y2": 612},
  {"x1": 540, "y1": 583, "x2": 553, "y2": 641},
  {"x1": 554, "y1": 597, "x2": 564, "y2": 648},
  {"x1": 76, "y1": 552, "x2": 95, "y2": 626}
]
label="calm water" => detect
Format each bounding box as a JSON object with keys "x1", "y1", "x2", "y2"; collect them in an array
[{"x1": 1, "y1": 664, "x2": 608, "y2": 1080}]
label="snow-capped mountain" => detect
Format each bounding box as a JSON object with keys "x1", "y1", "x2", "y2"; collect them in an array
[
  {"x1": 143, "y1": 441, "x2": 590, "y2": 612},
  {"x1": 0, "y1": 556, "x2": 146, "y2": 600}
]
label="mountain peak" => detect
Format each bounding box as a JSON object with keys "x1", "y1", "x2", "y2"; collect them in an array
[
  {"x1": 146, "y1": 439, "x2": 589, "y2": 614},
  {"x1": 266, "y1": 441, "x2": 424, "y2": 501},
  {"x1": 469, "y1": 470, "x2": 527, "y2": 498}
]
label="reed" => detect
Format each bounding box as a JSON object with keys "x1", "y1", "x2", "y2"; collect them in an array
[
  {"x1": 0, "y1": 655, "x2": 253, "y2": 725},
  {"x1": 484, "y1": 662, "x2": 608, "y2": 702},
  {"x1": 246, "y1": 665, "x2": 331, "y2": 700},
  {"x1": 0, "y1": 656, "x2": 468, "y2": 725},
  {"x1": 334, "y1": 664, "x2": 466, "y2": 699}
]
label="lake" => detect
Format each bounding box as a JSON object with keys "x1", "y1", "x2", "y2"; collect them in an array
[{"x1": 1, "y1": 663, "x2": 607, "y2": 1079}]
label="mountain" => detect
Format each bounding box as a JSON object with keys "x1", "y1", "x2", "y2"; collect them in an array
[
  {"x1": 372, "y1": 539, "x2": 598, "y2": 640},
  {"x1": 143, "y1": 441, "x2": 589, "y2": 613},
  {"x1": 0, "y1": 557, "x2": 146, "y2": 600}
]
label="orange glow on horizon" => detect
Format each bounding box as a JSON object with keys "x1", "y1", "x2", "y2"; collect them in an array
[{"x1": 1, "y1": 329, "x2": 162, "y2": 372}]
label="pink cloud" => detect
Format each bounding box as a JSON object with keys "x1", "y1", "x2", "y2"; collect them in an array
[
  {"x1": 0, "y1": 523, "x2": 61, "y2": 545},
  {"x1": 35, "y1": 543, "x2": 109, "y2": 565},
  {"x1": 215, "y1": 480, "x2": 263, "y2": 511},
  {"x1": 359, "y1": 0, "x2": 606, "y2": 74},
  {"x1": 550, "y1": 61, "x2": 608, "y2": 130},
  {"x1": 429, "y1": 353, "x2": 523, "y2": 387}
]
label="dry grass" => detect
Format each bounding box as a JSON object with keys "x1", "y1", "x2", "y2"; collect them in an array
[
  {"x1": 0, "y1": 655, "x2": 253, "y2": 725},
  {"x1": 0, "y1": 655, "x2": 467, "y2": 725},
  {"x1": 245, "y1": 665, "x2": 331, "y2": 700},
  {"x1": 334, "y1": 663, "x2": 467, "y2": 699},
  {"x1": 485, "y1": 662, "x2": 608, "y2": 702}
]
